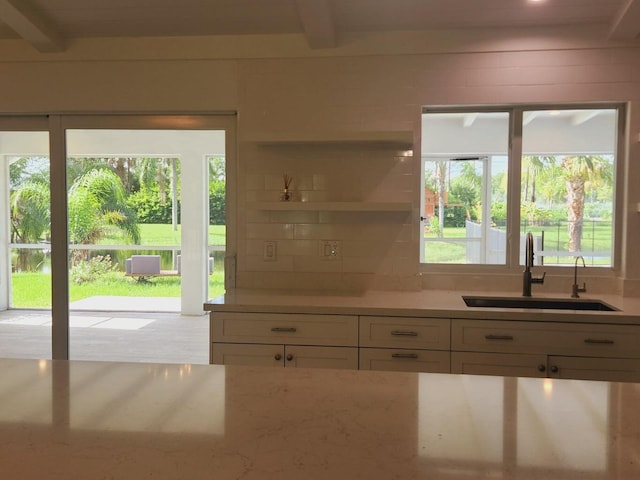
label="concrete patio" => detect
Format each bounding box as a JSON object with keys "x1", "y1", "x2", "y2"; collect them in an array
[{"x1": 0, "y1": 296, "x2": 209, "y2": 364}]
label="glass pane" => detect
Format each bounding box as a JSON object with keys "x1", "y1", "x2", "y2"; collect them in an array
[
  {"x1": 520, "y1": 108, "x2": 617, "y2": 266},
  {"x1": 1, "y1": 131, "x2": 51, "y2": 359},
  {"x1": 208, "y1": 156, "x2": 226, "y2": 299},
  {"x1": 65, "y1": 128, "x2": 224, "y2": 364},
  {"x1": 421, "y1": 111, "x2": 509, "y2": 264}
]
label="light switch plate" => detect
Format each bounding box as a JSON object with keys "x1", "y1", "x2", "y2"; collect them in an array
[{"x1": 263, "y1": 241, "x2": 277, "y2": 261}]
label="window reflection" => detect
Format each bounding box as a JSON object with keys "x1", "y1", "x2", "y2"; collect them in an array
[
  {"x1": 517, "y1": 378, "x2": 607, "y2": 471},
  {"x1": 418, "y1": 375, "x2": 609, "y2": 474},
  {"x1": 419, "y1": 374, "x2": 504, "y2": 463}
]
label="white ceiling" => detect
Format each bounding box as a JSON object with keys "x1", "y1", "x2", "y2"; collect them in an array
[{"x1": 0, "y1": 0, "x2": 638, "y2": 53}]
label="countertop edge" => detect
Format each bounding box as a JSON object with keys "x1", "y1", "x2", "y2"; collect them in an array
[{"x1": 204, "y1": 290, "x2": 640, "y2": 325}]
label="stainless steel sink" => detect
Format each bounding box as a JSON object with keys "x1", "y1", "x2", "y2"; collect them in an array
[{"x1": 462, "y1": 295, "x2": 619, "y2": 311}]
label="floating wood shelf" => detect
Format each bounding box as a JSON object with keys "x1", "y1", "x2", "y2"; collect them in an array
[
  {"x1": 247, "y1": 202, "x2": 412, "y2": 212},
  {"x1": 249, "y1": 131, "x2": 413, "y2": 148}
]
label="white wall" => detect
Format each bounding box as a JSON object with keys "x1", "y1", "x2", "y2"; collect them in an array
[{"x1": 0, "y1": 28, "x2": 639, "y2": 295}]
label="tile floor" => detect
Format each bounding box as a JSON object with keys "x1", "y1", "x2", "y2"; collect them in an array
[{"x1": 0, "y1": 305, "x2": 209, "y2": 365}]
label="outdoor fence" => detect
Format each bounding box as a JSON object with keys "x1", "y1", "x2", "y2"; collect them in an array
[{"x1": 465, "y1": 220, "x2": 611, "y2": 266}]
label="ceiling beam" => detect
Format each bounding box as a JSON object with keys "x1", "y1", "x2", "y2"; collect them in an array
[
  {"x1": 295, "y1": 0, "x2": 337, "y2": 49},
  {"x1": 0, "y1": 0, "x2": 64, "y2": 52},
  {"x1": 609, "y1": 0, "x2": 640, "y2": 41}
]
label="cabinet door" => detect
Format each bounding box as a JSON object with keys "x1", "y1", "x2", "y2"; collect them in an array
[
  {"x1": 548, "y1": 356, "x2": 640, "y2": 383},
  {"x1": 212, "y1": 343, "x2": 284, "y2": 367},
  {"x1": 359, "y1": 316, "x2": 450, "y2": 350},
  {"x1": 451, "y1": 352, "x2": 547, "y2": 378},
  {"x1": 359, "y1": 348, "x2": 450, "y2": 373},
  {"x1": 284, "y1": 346, "x2": 358, "y2": 370}
]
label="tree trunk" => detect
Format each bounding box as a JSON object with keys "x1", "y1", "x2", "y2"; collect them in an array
[
  {"x1": 436, "y1": 162, "x2": 446, "y2": 238},
  {"x1": 566, "y1": 177, "x2": 585, "y2": 252}
]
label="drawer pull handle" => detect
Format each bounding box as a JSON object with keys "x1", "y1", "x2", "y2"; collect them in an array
[
  {"x1": 485, "y1": 334, "x2": 514, "y2": 341},
  {"x1": 584, "y1": 338, "x2": 614, "y2": 345},
  {"x1": 271, "y1": 327, "x2": 297, "y2": 333},
  {"x1": 391, "y1": 330, "x2": 418, "y2": 337},
  {"x1": 275, "y1": 354, "x2": 282, "y2": 361},
  {"x1": 391, "y1": 353, "x2": 419, "y2": 359},
  {"x1": 286, "y1": 354, "x2": 294, "y2": 362}
]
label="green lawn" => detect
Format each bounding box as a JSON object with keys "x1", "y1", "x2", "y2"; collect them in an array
[
  {"x1": 11, "y1": 223, "x2": 227, "y2": 308},
  {"x1": 424, "y1": 222, "x2": 613, "y2": 265},
  {"x1": 102, "y1": 223, "x2": 225, "y2": 246},
  {"x1": 12, "y1": 271, "x2": 225, "y2": 308}
]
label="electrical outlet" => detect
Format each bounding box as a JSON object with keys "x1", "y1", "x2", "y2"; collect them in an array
[
  {"x1": 224, "y1": 255, "x2": 236, "y2": 288},
  {"x1": 263, "y1": 241, "x2": 277, "y2": 261},
  {"x1": 320, "y1": 240, "x2": 341, "y2": 260}
]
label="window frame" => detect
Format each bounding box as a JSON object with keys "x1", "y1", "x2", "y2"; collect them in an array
[{"x1": 419, "y1": 103, "x2": 626, "y2": 278}]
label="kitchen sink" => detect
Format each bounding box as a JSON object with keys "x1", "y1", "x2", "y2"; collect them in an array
[{"x1": 462, "y1": 295, "x2": 619, "y2": 311}]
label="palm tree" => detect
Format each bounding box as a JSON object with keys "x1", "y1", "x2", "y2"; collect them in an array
[
  {"x1": 560, "y1": 155, "x2": 612, "y2": 252},
  {"x1": 10, "y1": 180, "x2": 50, "y2": 271},
  {"x1": 434, "y1": 160, "x2": 447, "y2": 238},
  {"x1": 68, "y1": 168, "x2": 140, "y2": 248},
  {"x1": 136, "y1": 157, "x2": 180, "y2": 229}
]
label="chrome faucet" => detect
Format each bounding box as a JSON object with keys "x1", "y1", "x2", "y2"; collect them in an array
[
  {"x1": 571, "y1": 255, "x2": 587, "y2": 298},
  {"x1": 523, "y1": 232, "x2": 545, "y2": 297}
]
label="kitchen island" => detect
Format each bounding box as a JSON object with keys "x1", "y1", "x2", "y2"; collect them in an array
[{"x1": 1, "y1": 357, "x2": 638, "y2": 480}]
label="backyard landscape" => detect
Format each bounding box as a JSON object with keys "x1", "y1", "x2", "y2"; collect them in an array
[{"x1": 10, "y1": 156, "x2": 226, "y2": 309}]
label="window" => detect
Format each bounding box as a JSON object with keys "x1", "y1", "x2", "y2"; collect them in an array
[{"x1": 421, "y1": 105, "x2": 622, "y2": 268}]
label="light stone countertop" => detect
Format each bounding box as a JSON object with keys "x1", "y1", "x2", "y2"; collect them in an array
[
  {"x1": 1, "y1": 357, "x2": 638, "y2": 480},
  {"x1": 205, "y1": 289, "x2": 640, "y2": 324}
]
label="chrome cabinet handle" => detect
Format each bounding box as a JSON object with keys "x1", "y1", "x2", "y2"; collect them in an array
[
  {"x1": 286, "y1": 354, "x2": 294, "y2": 362},
  {"x1": 390, "y1": 330, "x2": 418, "y2": 337},
  {"x1": 391, "y1": 353, "x2": 419, "y2": 359},
  {"x1": 274, "y1": 353, "x2": 282, "y2": 361},
  {"x1": 271, "y1": 327, "x2": 297, "y2": 333},
  {"x1": 485, "y1": 334, "x2": 514, "y2": 341},
  {"x1": 584, "y1": 338, "x2": 614, "y2": 345}
]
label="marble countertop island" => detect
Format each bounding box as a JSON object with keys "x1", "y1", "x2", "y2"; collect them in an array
[{"x1": 1, "y1": 357, "x2": 639, "y2": 479}]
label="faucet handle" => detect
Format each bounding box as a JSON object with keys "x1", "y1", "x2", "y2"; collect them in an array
[
  {"x1": 531, "y1": 271, "x2": 546, "y2": 284},
  {"x1": 572, "y1": 282, "x2": 587, "y2": 298}
]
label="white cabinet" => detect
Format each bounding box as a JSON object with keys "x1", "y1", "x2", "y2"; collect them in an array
[
  {"x1": 210, "y1": 312, "x2": 358, "y2": 370},
  {"x1": 358, "y1": 316, "x2": 450, "y2": 373},
  {"x1": 212, "y1": 343, "x2": 358, "y2": 369},
  {"x1": 451, "y1": 319, "x2": 640, "y2": 382},
  {"x1": 209, "y1": 307, "x2": 640, "y2": 381}
]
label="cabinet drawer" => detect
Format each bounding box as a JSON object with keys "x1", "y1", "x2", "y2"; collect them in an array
[
  {"x1": 359, "y1": 348, "x2": 450, "y2": 373},
  {"x1": 359, "y1": 316, "x2": 450, "y2": 350},
  {"x1": 211, "y1": 312, "x2": 358, "y2": 346},
  {"x1": 452, "y1": 319, "x2": 640, "y2": 358},
  {"x1": 451, "y1": 352, "x2": 546, "y2": 378}
]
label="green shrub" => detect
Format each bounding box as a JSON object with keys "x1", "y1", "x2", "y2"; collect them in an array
[
  {"x1": 70, "y1": 254, "x2": 116, "y2": 284},
  {"x1": 209, "y1": 180, "x2": 226, "y2": 225},
  {"x1": 127, "y1": 186, "x2": 175, "y2": 224}
]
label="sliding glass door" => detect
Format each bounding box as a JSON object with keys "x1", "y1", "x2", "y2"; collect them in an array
[
  {"x1": 0, "y1": 118, "x2": 51, "y2": 359},
  {"x1": 1, "y1": 114, "x2": 235, "y2": 363}
]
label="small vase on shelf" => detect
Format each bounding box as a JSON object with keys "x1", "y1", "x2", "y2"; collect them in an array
[{"x1": 281, "y1": 174, "x2": 293, "y2": 201}]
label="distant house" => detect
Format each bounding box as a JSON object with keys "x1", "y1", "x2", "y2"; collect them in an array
[{"x1": 424, "y1": 187, "x2": 449, "y2": 220}]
